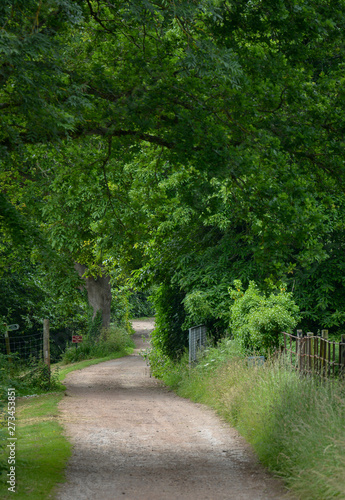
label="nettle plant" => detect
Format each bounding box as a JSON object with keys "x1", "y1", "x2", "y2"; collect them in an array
[{"x1": 229, "y1": 280, "x2": 300, "y2": 355}]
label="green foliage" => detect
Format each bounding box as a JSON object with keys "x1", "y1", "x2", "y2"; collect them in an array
[
  {"x1": 128, "y1": 290, "x2": 155, "y2": 319},
  {"x1": 0, "y1": 354, "x2": 62, "y2": 398},
  {"x1": 0, "y1": 0, "x2": 83, "y2": 149},
  {"x1": 216, "y1": 359, "x2": 345, "y2": 500},
  {"x1": 229, "y1": 280, "x2": 300, "y2": 354},
  {"x1": 110, "y1": 286, "x2": 134, "y2": 335},
  {"x1": 24, "y1": 361, "x2": 60, "y2": 392},
  {"x1": 86, "y1": 310, "x2": 103, "y2": 342},
  {"x1": 158, "y1": 340, "x2": 345, "y2": 500},
  {"x1": 147, "y1": 336, "x2": 243, "y2": 387},
  {"x1": 0, "y1": 387, "x2": 6, "y2": 475},
  {"x1": 2, "y1": 0, "x2": 345, "y2": 363},
  {"x1": 141, "y1": 345, "x2": 176, "y2": 381},
  {"x1": 149, "y1": 283, "x2": 188, "y2": 360},
  {"x1": 61, "y1": 324, "x2": 134, "y2": 364},
  {"x1": 0, "y1": 252, "x2": 87, "y2": 353}
]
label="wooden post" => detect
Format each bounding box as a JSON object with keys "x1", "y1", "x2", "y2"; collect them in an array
[
  {"x1": 3, "y1": 324, "x2": 13, "y2": 373},
  {"x1": 300, "y1": 337, "x2": 306, "y2": 373},
  {"x1": 296, "y1": 330, "x2": 303, "y2": 371},
  {"x1": 320, "y1": 333, "x2": 324, "y2": 376},
  {"x1": 321, "y1": 330, "x2": 328, "y2": 377},
  {"x1": 340, "y1": 335, "x2": 345, "y2": 377},
  {"x1": 43, "y1": 319, "x2": 50, "y2": 382},
  {"x1": 307, "y1": 332, "x2": 314, "y2": 373}
]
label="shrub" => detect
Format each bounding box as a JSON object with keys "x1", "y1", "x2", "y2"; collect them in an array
[
  {"x1": 128, "y1": 290, "x2": 155, "y2": 318},
  {"x1": 229, "y1": 280, "x2": 300, "y2": 355},
  {"x1": 149, "y1": 283, "x2": 188, "y2": 359},
  {"x1": 87, "y1": 310, "x2": 103, "y2": 341},
  {"x1": 24, "y1": 361, "x2": 61, "y2": 391},
  {"x1": 61, "y1": 324, "x2": 133, "y2": 364},
  {"x1": 0, "y1": 354, "x2": 62, "y2": 399}
]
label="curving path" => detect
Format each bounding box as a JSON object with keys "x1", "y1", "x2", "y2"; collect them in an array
[{"x1": 56, "y1": 318, "x2": 293, "y2": 500}]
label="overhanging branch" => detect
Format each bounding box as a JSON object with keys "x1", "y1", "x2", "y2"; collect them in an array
[{"x1": 81, "y1": 127, "x2": 175, "y2": 148}]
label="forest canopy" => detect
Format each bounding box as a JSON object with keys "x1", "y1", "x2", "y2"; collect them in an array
[{"x1": 1, "y1": 0, "x2": 345, "y2": 356}]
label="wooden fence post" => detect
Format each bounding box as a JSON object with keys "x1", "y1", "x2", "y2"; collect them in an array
[
  {"x1": 340, "y1": 335, "x2": 345, "y2": 378},
  {"x1": 43, "y1": 319, "x2": 50, "y2": 382},
  {"x1": 296, "y1": 330, "x2": 303, "y2": 371},
  {"x1": 307, "y1": 332, "x2": 314, "y2": 373},
  {"x1": 4, "y1": 327, "x2": 11, "y2": 358},
  {"x1": 3, "y1": 324, "x2": 13, "y2": 374},
  {"x1": 321, "y1": 330, "x2": 328, "y2": 377}
]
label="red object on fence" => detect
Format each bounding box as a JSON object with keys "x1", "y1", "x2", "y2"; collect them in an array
[{"x1": 72, "y1": 335, "x2": 83, "y2": 343}]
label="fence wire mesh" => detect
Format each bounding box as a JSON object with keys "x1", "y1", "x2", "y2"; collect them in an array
[
  {"x1": 1, "y1": 331, "x2": 43, "y2": 363},
  {"x1": 189, "y1": 325, "x2": 207, "y2": 364}
]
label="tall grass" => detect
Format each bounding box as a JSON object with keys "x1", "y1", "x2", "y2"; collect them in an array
[
  {"x1": 62, "y1": 323, "x2": 134, "y2": 363},
  {"x1": 154, "y1": 339, "x2": 345, "y2": 500}
]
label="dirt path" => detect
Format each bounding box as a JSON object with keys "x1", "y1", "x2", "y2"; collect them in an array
[{"x1": 56, "y1": 319, "x2": 292, "y2": 500}]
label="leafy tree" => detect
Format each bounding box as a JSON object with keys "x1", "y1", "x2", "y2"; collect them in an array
[{"x1": 2, "y1": 0, "x2": 345, "y2": 356}]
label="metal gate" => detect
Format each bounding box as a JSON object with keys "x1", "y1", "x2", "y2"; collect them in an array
[{"x1": 189, "y1": 324, "x2": 207, "y2": 364}]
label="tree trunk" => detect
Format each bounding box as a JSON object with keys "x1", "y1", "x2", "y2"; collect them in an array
[{"x1": 74, "y1": 263, "x2": 112, "y2": 329}]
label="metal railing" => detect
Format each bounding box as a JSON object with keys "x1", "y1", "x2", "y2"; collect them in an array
[{"x1": 189, "y1": 324, "x2": 207, "y2": 364}]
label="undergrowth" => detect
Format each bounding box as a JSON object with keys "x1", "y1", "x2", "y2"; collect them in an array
[
  {"x1": 0, "y1": 322, "x2": 134, "y2": 488},
  {"x1": 148, "y1": 339, "x2": 345, "y2": 500},
  {"x1": 62, "y1": 323, "x2": 134, "y2": 363}
]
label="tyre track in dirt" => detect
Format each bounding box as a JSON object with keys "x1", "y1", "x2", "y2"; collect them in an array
[{"x1": 56, "y1": 318, "x2": 293, "y2": 500}]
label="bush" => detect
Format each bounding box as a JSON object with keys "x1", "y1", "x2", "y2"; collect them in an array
[
  {"x1": 24, "y1": 361, "x2": 61, "y2": 391},
  {"x1": 128, "y1": 290, "x2": 155, "y2": 318},
  {"x1": 0, "y1": 354, "x2": 62, "y2": 401},
  {"x1": 87, "y1": 310, "x2": 103, "y2": 341},
  {"x1": 149, "y1": 283, "x2": 188, "y2": 360},
  {"x1": 229, "y1": 280, "x2": 300, "y2": 355},
  {"x1": 61, "y1": 324, "x2": 134, "y2": 364}
]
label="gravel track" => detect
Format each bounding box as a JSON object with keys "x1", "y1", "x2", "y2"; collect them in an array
[{"x1": 56, "y1": 318, "x2": 292, "y2": 500}]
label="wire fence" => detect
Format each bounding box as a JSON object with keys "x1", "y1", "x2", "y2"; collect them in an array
[
  {"x1": 0, "y1": 331, "x2": 43, "y2": 364},
  {"x1": 283, "y1": 330, "x2": 345, "y2": 379},
  {"x1": 189, "y1": 324, "x2": 207, "y2": 364}
]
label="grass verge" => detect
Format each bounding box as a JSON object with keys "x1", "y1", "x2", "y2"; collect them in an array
[
  {"x1": 0, "y1": 393, "x2": 70, "y2": 500},
  {"x1": 152, "y1": 339, "x2": 345, "y2": 500},
  {"x1": 0, "y1": 349, "x2": 133, "y2": 499}
]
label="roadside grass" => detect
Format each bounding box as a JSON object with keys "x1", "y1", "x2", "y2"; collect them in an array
[
  {"x1": 0, "y1": 349, "x2": 134, "y2": 499},
  {"x1": 155, "y1": 339, "x2": 345, "y2": 500},
  {"x1": 0, "y1": 393, "x2": 70, "y2": 500},
  {"x1": 61, "y1": 324, "x2": 135, "y2": 364}
]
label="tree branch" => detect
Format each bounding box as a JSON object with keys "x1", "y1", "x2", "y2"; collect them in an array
[
  {"x1": 100, "y1": 137, "x2": 126, "y2": 229},
  {"x1": 81, "y1": 127, "x2": 175, "y2": 148}
]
